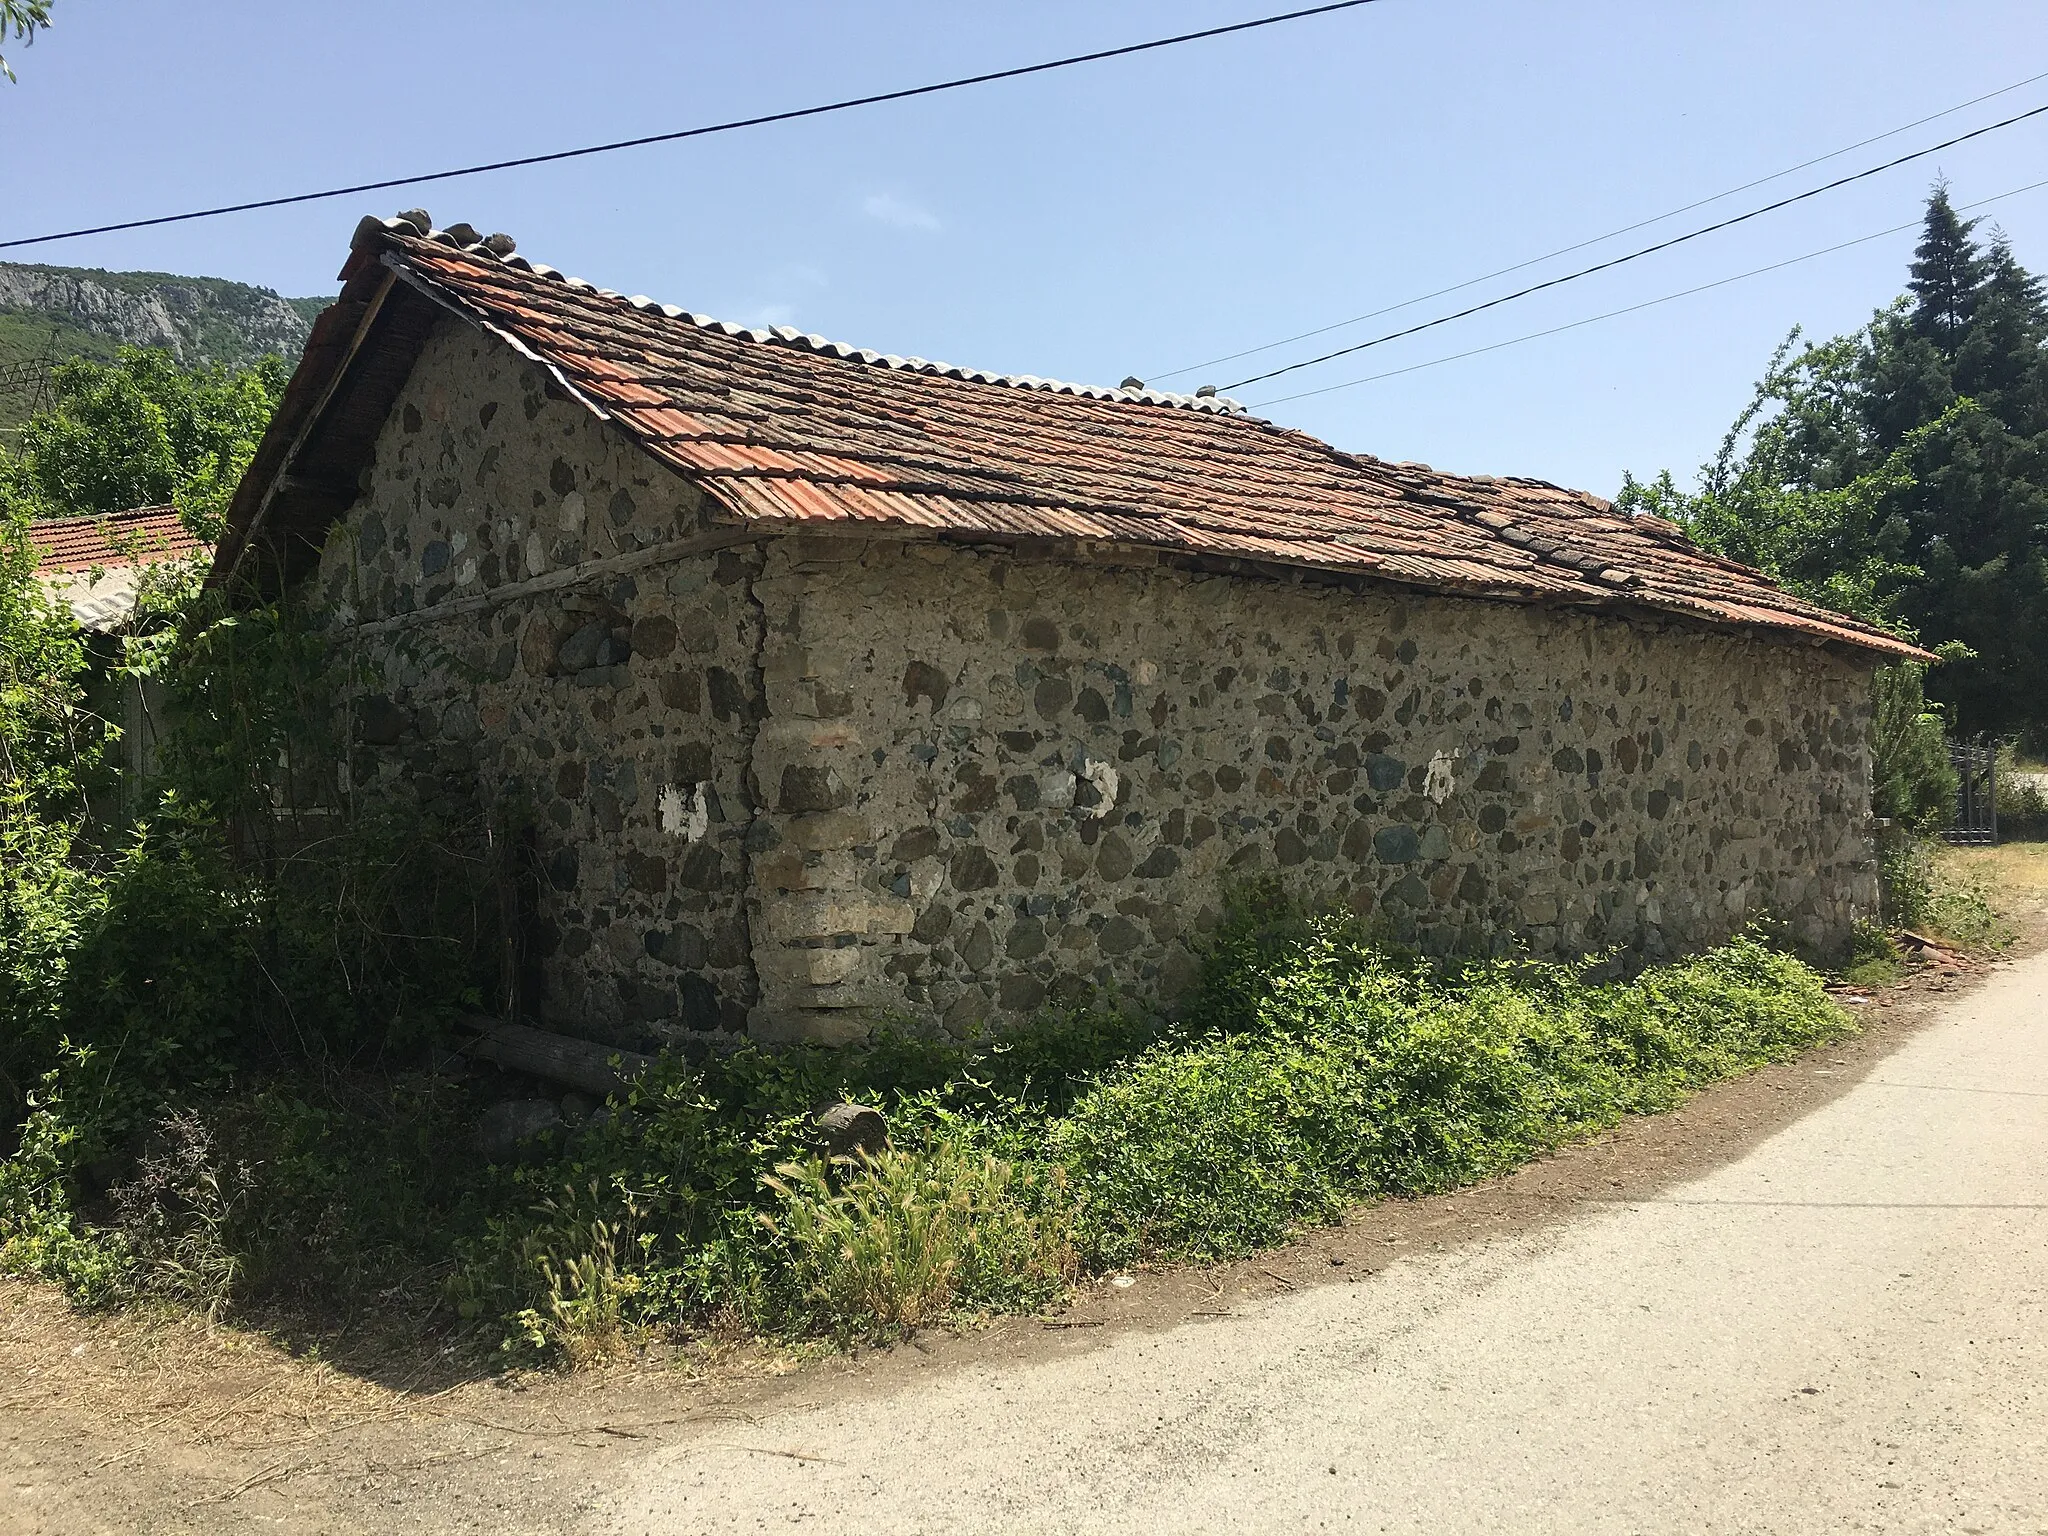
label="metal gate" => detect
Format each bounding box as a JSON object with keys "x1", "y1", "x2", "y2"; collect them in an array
[{"x1": 1943, "y1": 742, "x2": 1998, "y2": 845}]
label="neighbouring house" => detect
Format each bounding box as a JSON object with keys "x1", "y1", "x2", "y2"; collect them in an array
[
  {"x1": 31, "y1": 504, "x2": 207, "y2": 788},
  {"x1": 209, "y1": 211, "x2": 1927, "y2": 1052},
  {"x1": 32, "y1": 504, "x2": 204, "y2": 629}
]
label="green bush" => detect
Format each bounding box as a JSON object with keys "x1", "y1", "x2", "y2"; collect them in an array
[
  {"x1": 1872, "y1": 662, "x2": 1957, "y2": 832},
  {"x1": 1996, "y1": 748, "x2": 2048, "y2": 840},
  {"x1": 1055, "y1": 919, "x2": 1847, "y2": 1267},
  {"x1": 1877, "y1": 828, "x2": 1936, "y2": 929},
  {"x1": 7, "y1": 866, "x2": 1854, "y2": 1354},
  {"x1": 0, "y1": 1090, "x2": 130, "y2": 1307}
]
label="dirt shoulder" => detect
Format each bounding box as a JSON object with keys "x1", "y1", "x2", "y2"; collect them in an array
[{"x1": 4, "y1": 909, "x2": 2041, "y2": 1534}]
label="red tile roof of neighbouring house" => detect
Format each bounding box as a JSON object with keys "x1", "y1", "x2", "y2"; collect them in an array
[
  {"x1": 28, "y1": 506, "x2": 210, "y2": 631},
  {"x1": 30, "y1": 506, "x2": 205, "y2": 573},
  {"x1": 213, "y1": 213, "x2": 1930, "y2": 662}
]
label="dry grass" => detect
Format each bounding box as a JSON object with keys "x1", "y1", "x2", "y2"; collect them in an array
[
  {"x1": 1940, "y1": 840, "x2": 2048, "y2": 912},
  {"x1": 1911, "y1": 839, "x2": 2048, "y2": 956}
]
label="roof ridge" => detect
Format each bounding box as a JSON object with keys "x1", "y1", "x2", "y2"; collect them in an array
[
  {"x1": 219, "y1": 210, "x2": 1924, "y2": 663},
  {"x1": 29, "y1": 504, "x2": 179, "y2": 527},
  {"x1": 354, "y1": 212, "x2": 1258, "y2": 420}
]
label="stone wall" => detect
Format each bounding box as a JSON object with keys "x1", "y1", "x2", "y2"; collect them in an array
[
  {"x1": 748, "y1": 537, "x2": 1880, "y2": 1041},
  {"x1": 311, "y1": 319, "x2": 766, "y2": 1051},
  {"x1": 309, "y1": 316, "x2": 1882, "y2": 1053}
]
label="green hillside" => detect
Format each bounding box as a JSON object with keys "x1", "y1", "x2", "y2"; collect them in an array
[{"x1": 0, "y1": 261, "x2": 332, "y2": 435}]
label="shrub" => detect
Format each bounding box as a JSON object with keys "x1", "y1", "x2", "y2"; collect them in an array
[
  {"x1": 8, "y1": 858, "x2": 1855, "y2": 1355},
  {"x1": 1842, "y1": 921, "x2": 1903, "y2": 988},
  {"x1": 1996, "y1": 748, "x2": 2048, "y2": 841},
  {"x1": 1877, "y1": 828, "x2": 1936, "y2": 929},
  {"x1": 0, "y1": 1092, "x2": 129, "y2": 1307},
  {"x1": 1055, "y1": 918, "x2": 1847, "y2": 1268},
  {"x1": 757, "y1": 1142, "x2": 1076, "y2": 1342},
  {"x1": 1872, "y1": 662, "x2": 1956, "y2": 832}
]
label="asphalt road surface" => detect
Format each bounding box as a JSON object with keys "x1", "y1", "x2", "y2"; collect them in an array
[{"x1": 613, "y1": 949, "x2": 2048, "y2": 1534}]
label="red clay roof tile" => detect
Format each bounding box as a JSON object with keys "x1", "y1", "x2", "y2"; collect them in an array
[{"x1": 29, "y1": 507, "x2": 206, "y2": 573}]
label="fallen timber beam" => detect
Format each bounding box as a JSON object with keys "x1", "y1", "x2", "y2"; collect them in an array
[{"x1": 457, "y1": 1016, "x2": 654, "y2": 1099}]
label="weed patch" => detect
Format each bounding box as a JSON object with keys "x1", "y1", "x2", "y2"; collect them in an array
[
  {"x1": 1056, "y1": 922, "x2": 1847, "y2": 1266},
  {"x1": 5, "y1": 894, "x2": 1851, "y2": 1357},
  {"x1": 758, "y1": 1143, "x2": 1076, "y2": 1344}
]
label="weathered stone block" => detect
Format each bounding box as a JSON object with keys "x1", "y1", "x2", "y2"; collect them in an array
[{"x1": 760, "y1": 893, "x2": 916, "y2": 942}]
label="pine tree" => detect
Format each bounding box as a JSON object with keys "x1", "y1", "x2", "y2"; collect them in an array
[
  {"x1": 1957, "y1": 236, "x2": 2048, "y2": 406},
  {"x1": 1907, "y1": 187, "x2": 1988, "y2": 352},
  {"x1": 1880, "y1": 199, "x2": 2048, "y2": 746}
]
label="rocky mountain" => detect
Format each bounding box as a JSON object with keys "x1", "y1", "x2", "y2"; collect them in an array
[{"x1": 0, "y1": 261, "x2": 333, "y2": 430}]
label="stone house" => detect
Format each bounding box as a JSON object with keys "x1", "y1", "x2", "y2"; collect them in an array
[{"x1": 210, "y1": 212, "x2": 1925, "y2": 1052}]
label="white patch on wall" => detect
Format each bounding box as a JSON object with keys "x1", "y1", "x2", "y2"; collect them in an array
[
  {"x1": 525, "y1": 531, "x2": 547, "y2": 575},
  {"x1": 1082, "y1": 757, "x2": 1120, "y2": 818},
  {"x1": 910, "y1": 860, "x2": 946, "y2": 901},
  {"x1": 450, "y1": 530, "x2": 468, "y2": 555},
  {"x1": 1135, "y1": 659, "x2": 1159, "y2": 685},
  {"x1": 659, "y1": 781, "x2": 711, "y2": 842},
  {"x1": 559, "y1": 491, "x2": 586, "y2": 532},
  {"x1": 457, "y1": 557, "x2": 478, "y2": 586},
  {"x1": 1040, "y1": 769, "x2": 1077, "y2": 809},
  {"x1": 1423, "y1": 750, "x2": 1459, "y2": 805}
]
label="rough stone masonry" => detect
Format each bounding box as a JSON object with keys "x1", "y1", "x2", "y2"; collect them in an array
[{"x1": 314, "y1": 318, "x2": 1880, "y2": 1054}]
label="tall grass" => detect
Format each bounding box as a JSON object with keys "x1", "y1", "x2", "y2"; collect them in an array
[{"x1": 758, "y1": 1142, "x2": 1076, "y2": 1342}]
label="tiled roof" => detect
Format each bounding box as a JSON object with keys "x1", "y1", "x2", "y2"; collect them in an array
[
  {"x1": 30, "y1": 506, "x2": 205, "y2": 573},
  {"x1": 218, "y1": 214, "x2": 1928, "y2": 662},
  {"x1": 28, "y1": 507, "x2": 209, "y2": 631}
]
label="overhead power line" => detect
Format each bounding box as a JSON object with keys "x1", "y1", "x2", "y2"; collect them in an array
[
  {"x1": 1221, "y1": 100, "x2": 2048, "y2": 393},
  {"x1": 1247, "y1": 176, "x2": 2048, "y2": 409},
  {"x1": 1151, "y1": 66, "x2": 2048, "y2": 382},
  {"x1": 0, "y1": 0, "x2": 1384, "y2": 253}
]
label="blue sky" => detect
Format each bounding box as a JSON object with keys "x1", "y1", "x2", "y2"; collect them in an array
[{"x1": 7, "y1": 0, "x2": 2047, "y2": 496}]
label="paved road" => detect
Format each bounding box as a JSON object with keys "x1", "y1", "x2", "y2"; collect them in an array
[{"x1": 612, "y1": 950, "x2": 2048, "y2": 1534}]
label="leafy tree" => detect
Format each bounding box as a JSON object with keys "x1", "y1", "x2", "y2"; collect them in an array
[
  {"x1": 1, "y1": 0, "x2": 53, "y2": 83},
  {"x1": 1619, "y1": 330, "x2": 1930, "y2": 624},
  {"x1": 0, "y1": 348, "x2": 286, "y2": 540},
  {"x1": 0, "y1": 501, "x2": 103, "y2": 1126},
  {"x1": 1621, "y1": 186, "x2": 2048, "y2": 751},
  {"x1": 0, "y1": 347, "x2": 285, "y2": 1127},
  {"x1": 0, "y1": 503, "x2": 94, "y2": 824}
]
